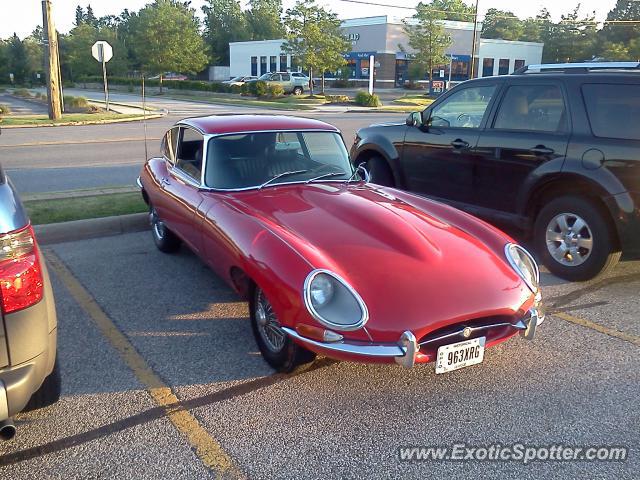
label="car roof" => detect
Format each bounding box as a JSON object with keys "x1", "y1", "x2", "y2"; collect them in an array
[{"x1": 179, "y1": 114, "x2": 340, "y2": 135}]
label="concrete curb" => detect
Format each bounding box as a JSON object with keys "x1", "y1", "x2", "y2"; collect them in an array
[
  {"x1": 1, "y1": 113, "x2": 164, "y2": 129},
  {"x1": 34, "y1": 213, "x2": 149, "y2": 245}
]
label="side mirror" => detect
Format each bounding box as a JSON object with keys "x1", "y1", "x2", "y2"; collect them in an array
[
  {"x1": 406, "y1": 111, "x2": 423, "y2": 127},
  {"x1": 356, "y1": 164, "x2": 371, "y2": 183}
]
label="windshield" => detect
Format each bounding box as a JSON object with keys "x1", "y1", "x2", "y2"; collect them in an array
[
  {"x1": 204, "y1": 131, "x2": 353, "y2": 190},
  {"x1": 258, "y1": 73, "x2": 271, "y2": 80}
]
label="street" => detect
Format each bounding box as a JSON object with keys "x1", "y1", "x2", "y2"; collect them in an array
[
  {"x1": 0, "y1": 231, "x2": 637, "y2": 478},
  {"x1": 1, "y1": 90, "x2": 404, "y2": 194}
]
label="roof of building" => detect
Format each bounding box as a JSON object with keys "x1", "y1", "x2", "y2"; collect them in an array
[{"x1": 179, "y1": 115, "x2": 340, "y2": 135}]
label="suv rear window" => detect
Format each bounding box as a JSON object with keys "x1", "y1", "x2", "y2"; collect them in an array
[{"x1": 582, "y1": 84, "x2": 640, "y2": 141}]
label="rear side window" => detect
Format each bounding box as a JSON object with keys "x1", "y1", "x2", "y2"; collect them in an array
[
  {"x1": 493, "y1": 84, "x2": 567, "y2": 133},
  {"x1": 582, "y1": 84, "x2": 640, "y2": 141}
]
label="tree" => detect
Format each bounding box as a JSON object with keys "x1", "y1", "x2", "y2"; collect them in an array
[
  {"x1": 540, "y1": 6, "x2": 597, "y2": 63},
  {"x1": 431, "y1": 0, "x2": 474, "y2": 22},
  {"x1": 202, "y1": 0, "x2": 250, "y2": 65},
  {"x1": 130, "y1": 0, "x2": 208, "y2": 90},
  {"x1": 75, "y1": 5, "x2": 85, "y2": 26},
  {"x1": 7, "y1": 34, "x2": 29, "y2": 84},
  {"x1": 600, "y1": 0, "x2": 640, "y2": 45},
  {"x1": 283, "y1": 0, "x2": 349, "y2": 95},
  {"x1": 85, "y1": 4, "x2": 97, "y2": 27},
  {"x1": 246, "y1": 0, "x2": 285, "y2": 40},
  {"x1": 598, "y1": 41, "x2": 630, "y2": 61},
  {"x1": 402, "y1": 3, "x2": 451, "y2": 86},
  {"x1": 481, "y1": 9, "x2": 523, "y2": 41},
  {"x1": 23, "y1": 27, "x2": 45, "y2": 81}
]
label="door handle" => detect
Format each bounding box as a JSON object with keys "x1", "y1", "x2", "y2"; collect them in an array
[
  {"x1": 451, "y1": 139, "x2": 470, "y2": 150},
  {"x1": 530, "y1": 145, "x2": 554, "y2": 156},
  {"x1": 161, "y1": 177, "x2": 171, "y2": 187}
]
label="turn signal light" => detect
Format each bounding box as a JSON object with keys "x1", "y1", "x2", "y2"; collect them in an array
[
  {"x1": 296, "y1": 324, "x2": 343, "y2": 343},
  {"x1": 0, "y1": 226, "x2": 44, "y2": 315}
]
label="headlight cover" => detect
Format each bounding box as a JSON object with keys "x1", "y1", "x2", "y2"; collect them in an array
[
  {"x1": 303, "y1": 269, "x2": 369, "y2": 331},
  {"x1": 505, "y1": 243, "x2": 540, "y2": 293}
]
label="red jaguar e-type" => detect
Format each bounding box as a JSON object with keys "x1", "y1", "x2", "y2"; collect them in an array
[{"x1": 137, "y1": 114, "x2": 544, "y2": 373}]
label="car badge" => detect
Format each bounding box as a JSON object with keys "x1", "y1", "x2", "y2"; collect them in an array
[{"x1": 462, "y1": 327, "x2": 472, "y2": 338}]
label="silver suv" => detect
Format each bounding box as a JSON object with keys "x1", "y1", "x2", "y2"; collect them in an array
[{"x1": 0, "y1": 163, "x2": 59, "y2": 440}]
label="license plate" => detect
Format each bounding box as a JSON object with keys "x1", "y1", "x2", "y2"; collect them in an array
[{"x1": 435, "y1": 337, "x2": 486, "y2": 374}]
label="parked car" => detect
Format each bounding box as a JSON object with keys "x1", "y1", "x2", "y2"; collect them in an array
[
  {"x1": 0, "y1": 163, "x2": 60, "y2": 440},
  {"x1": 248, "y1": 72, "x2": 307, "y2": 95},
  {"x1": 351, "y1": 62, "x2": 640, "y2": 281},
  {"x1": 149, "y1": 73, "x2": 188, "y2": 81},
  {"x1": 137, "y1": 114, "x2": 543, "y2": 374},
  {"x1": 222, "y1": 75, "x2": 258, "y2": 86}
]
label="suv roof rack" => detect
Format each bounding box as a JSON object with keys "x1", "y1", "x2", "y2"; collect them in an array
[{"x1": 513, "y1": 62, "x2": 640, "y2": 74}]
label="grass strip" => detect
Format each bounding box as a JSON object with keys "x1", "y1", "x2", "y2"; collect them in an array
[
  {"x1": 1, "y1": 113, "x2": 145, "y2": 126},
  {"x1": 25, "y1": 192, "x2": 147, "y2": 225}
]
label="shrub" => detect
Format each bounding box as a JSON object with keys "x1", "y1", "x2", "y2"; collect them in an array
[
  {"x1": 325, "y1": 94, "x2": 350, "y2": 104},
  {"x1": 13, "y1": 88, "x2": 32, "y2": 97},
  {"x1": 266, "y1": 83, "x2": 284, "y2": 98},
  {"x1": 0, "y1": 104, "x2": 11, "y2": 115},
  {"x1": 254, "y1": 80, "x2": 268, "y2": 97},
  {"x1": 355, "y1": 91, "x2": 381, "y2": 107},
  {"x1": 64, "y1": 95, "x2": 90, "y2": 112}
]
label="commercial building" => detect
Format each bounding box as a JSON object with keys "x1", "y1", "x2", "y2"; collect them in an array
[{"x1": 228, "y1": 16, "x2": 543, "y2": 87}]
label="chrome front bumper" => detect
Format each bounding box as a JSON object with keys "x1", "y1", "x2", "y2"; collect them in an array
[{"x1": 283, "y1": 308, "x2": 544, "y2": 369}]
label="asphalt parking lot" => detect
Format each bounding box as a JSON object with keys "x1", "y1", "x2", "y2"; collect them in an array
[{"x1": 0, "y1": 230, "x2": 638, "y2": 479}]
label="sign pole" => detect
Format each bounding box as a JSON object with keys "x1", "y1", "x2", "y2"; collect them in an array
[
  {"x1": 448, "y1": 56, "x2": 453, "y2": 88},
  {"x1": 368, "y1": 55, "x2": 374, "y2": 95},
  {"x1": 92, "y1": 41, "x2": 112, "y2": 112},
  {"x1": 101, "y1": 47, "x2": 109, "y2": 111}
]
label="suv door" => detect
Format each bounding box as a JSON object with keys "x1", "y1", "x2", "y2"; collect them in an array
[
  {"x1": 402, "y1": 83, "x2": 498, "y2": 204},
  {"x1": 474, "y1": 81, "x2": 570, "y2": 214}
]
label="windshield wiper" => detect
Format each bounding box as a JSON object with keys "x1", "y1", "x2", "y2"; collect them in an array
[
  {"x1": 305, "y1": 170, "x2": 347, "y2": 183},
  {"x1": 258, "y1": 170, "x2": 308, "y2": 189}
]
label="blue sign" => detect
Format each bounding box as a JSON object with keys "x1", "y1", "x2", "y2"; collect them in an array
[{"x1": 343, "y1": 51, "x2": 376, "y2": 60}]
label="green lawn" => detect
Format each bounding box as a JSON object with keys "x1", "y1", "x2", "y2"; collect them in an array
[
  {"x1": 165, "y1": 92, "x2": 321, "y2": 111},
  {"x1": 391, "y1": 95, "x2": 435, "y2": 107},
  {"x1": 1, "y1": 113, "x2": 146, "y2": 126},
  {"x1": 25, "y1": 192, "x2": 147, "y2": 225}
]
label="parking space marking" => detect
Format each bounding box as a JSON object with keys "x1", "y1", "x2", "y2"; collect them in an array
[
  {"x1": 553, "y1": 311, "x2": 640, "y2": 348},
  {"x1": 45, "y1": 251, "x2": 245, "y2": 479}
]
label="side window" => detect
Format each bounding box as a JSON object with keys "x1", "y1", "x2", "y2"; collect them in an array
[
  {"x1": 493, "y1": 84, "x2": 567, "y2": 133},
  {"x1": 175, "y1": 127, "x2": 204, "y2": 181},
  {"x1": 281, "y1": 73, "x2": 290, "y2": 81},
  {"x1": 582, "y1": 84, "x2": 640, "y2": 141},
  {"x1": 162, "y1": 127, "x2": 179, "y2": 164},
  {"x1": 429, "y1": 85, "x2": 496, "y2": 129}
]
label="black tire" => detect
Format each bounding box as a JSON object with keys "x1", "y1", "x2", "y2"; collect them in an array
[
  {"x1": 292, "y1": 86, "x2": 303, "y2": 96},
  {"x1": 250, "y1": 285, "x2": 316, "y2": 373},
  {"x1": 534, "y1": 195, "x2": 621, "y2": 281},
  {"x1": 24, "y1": 358, "x2": 61, "y2": 412},
  {"x1": 364, "y1": 156, "x2": 394, "y2": 186},
  {"x1": 150, "y1": 205, "x2": 181, "y2": 253}
]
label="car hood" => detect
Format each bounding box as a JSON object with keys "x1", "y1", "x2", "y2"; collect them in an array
[{"x1": 226, "y1": 183, "x2": 531, "y2": 340}]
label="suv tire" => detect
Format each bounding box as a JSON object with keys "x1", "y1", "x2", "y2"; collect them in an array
[
  {"x1": 24, "y1": 358, "x2": 61, "y2": 411},
  {"x1": 534, "y1": 195, "x2": 621, "y2": 281},
  {"x1": 292, "y1": 86, "x2": 303, "y2": 95},
  {"x1": 364, "y1": 156, "x2": 394, "y2": 186}
]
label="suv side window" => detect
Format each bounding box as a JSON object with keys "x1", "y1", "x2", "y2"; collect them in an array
[
  {"x1": 429, "y1": 85, "x2": 496, "y2": 129},
  {"x1": 175, "y1": 127, "x2": 204, "y2": 182},
  {"x1": 281, "y1": 73, "x2": 290, "y2": 81},
  {"x1": 162, "y1": 127, "x2": 179, "y2": 164},
  {"x1": 493, "y1": 84, "x2": 567, "y2": 133},
  {"x1": 582, "y1": 83, "x2": 640, "y2": 141}
]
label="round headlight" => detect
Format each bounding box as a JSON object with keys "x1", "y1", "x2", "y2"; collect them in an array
[
  {"x1": 505, "y1": 243, "x2": 540, "y2": 292},
  {"x1": 303, "y1": 270, "x2": 368, "y2": 331},
  {"x1": 309, "y1": 274, "x2": 334, "y2": 308}
]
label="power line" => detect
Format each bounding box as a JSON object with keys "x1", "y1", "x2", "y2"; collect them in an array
[{"x1": 334, "y1": 0, "x2": 640, "y2": 25}]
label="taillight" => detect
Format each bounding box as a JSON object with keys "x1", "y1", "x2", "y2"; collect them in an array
[{"x1": 0, "y1": 225, "x2": 44, "y2": 315}]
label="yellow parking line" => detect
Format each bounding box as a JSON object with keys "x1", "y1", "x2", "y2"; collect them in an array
[
  {"x1": 4, "y1": 137, "x2": 161, "y2": 148},
  {"x1": 45, "y1": 251, "x2": 244, "y2": 479},
  {"x1": 553, "y1": 311, "x2": 640, "y2": 348}
]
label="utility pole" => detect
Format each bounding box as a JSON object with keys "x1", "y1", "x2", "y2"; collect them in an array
[
  {"x1": 470, "y1": 0, "x2": 479, "y2": 79},
  {"x1": 42, "y1": 0, "x2": 62, "y2": 120}
]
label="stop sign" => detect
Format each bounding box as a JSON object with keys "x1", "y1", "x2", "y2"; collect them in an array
[{"x1": 91, "y1": 41, "x2": 113, "y2": 63}]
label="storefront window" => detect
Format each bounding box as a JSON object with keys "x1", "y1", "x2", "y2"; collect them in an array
[
  {"x1": 260, "y1": 56, "x2": 267, "y2": 75},
  {"x1": 514, "y1": 59, "x2": 526, "y2": 71},
  {"x1": 280, "y1": 55, "x2": 288, "y2": 71},
  {"x1": 498, "y1": 58, "x2": 510, "y2": 75},
  {"x1": 359, "y1": 58, "x2": 370, "y2": 78},
  {"x1": 251, "y1": 56, "x2": 257, "y2": 76},
  {"x1": 346, "y1": 58, "x2": 356, "y2": 78},
  {"x1": 270, "y1": 56, "x2": 277, "y2": 72},
  {"x1": 482, "y1": 58, "x2": 494, "y2": 77}
]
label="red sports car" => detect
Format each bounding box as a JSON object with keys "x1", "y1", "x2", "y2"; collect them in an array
[{"x1": 137, "y1": 115, "x2": 544, "y2": 373}]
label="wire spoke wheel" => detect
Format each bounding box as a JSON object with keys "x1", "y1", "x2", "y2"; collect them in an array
[
  {"x1": 546, "y1": 212, "x2": 593, "y2": 267},
  {"x1": 150, "y1": 207, "x2": 166, "y2": 240},
  {"x1": 255, "y1": 289, "x2": 286, "y2": 353}
]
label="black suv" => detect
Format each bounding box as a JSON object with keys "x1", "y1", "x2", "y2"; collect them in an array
[{"x1": 351, "y1": 62, "x2": 640, "y2": 281}]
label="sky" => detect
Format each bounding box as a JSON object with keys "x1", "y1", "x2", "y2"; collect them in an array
[{"x1": 1, "y1": 0, "x2": 620, "y2": 39}]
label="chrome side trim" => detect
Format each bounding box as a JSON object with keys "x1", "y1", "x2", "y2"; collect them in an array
[
  {"x1": 504, "y1": 243, "x2": 540, "y2": 293},
  {"x1": 282, "y1": 327, "x2": 404, "y2": 358},
  {"x1": 302, "y1": 269, "x2": 369, "y2": 332},
  {"x1": 418, "y1": 321, "x2": 522, "y2": 347},
  {"x1": 0, "y1": 380, "x2": 8, "y2": 421}
]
